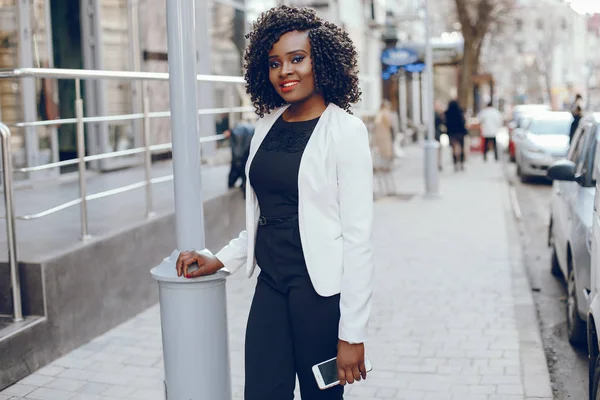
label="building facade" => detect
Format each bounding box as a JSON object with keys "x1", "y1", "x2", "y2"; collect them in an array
[
  {"x1": 0, "y1": 0, "x2": 393, "y2": 181},
  {"x1": 480, "y1": 0, "x2": 591, "y2": 110}
]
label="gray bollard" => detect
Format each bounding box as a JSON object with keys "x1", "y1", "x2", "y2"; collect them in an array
[{"x1": 151, "y1": 250, "x2": 231, "y2": 400}]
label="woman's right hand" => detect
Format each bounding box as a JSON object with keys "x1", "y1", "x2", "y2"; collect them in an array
[{"x1": 176, "y1": 251, "x2": 224, "y2": 279}]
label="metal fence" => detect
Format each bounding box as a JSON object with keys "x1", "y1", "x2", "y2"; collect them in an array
[{"x1": 0, "y1": 67, "x2": 251, "y2": 322}]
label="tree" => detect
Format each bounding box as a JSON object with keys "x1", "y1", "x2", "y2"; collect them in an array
[{"x1": 453, "y1": 0, "x2": 513, "y2": 111}]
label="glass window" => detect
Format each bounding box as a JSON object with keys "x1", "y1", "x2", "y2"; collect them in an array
[
  {"x1": 568, "y1": 125, "x2": 589, "y2": 163},
  {"x1": 592, "y1": 129, "x2": 600, "y2": 183},
  {"x1": 528, "y1": 119, "x2": 572, "y2": 135},
  {"x1": 577, "y1": 133, "x2": 593, "y2": 179}
]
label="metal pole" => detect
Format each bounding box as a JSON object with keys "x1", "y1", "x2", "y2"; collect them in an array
[
  {"x1": 141, "y1": 82, "x2": 154, "y2": 218},
  {"x1": 423, "y1": 0, "x2": 439, "y2": 197},
  {"x1": 196, "y1": 0, "x2": 217, "y2": 159},
  {"x1": 0, "y1": 123, "x2": 23, "y2": 322},
  {"x1": 151, "y1": 1, "x2": 232, "y2": 399},
  {"x1": 411, "y1": 72, "x2": 422, "y2": 141},
  {"x1": 75, "y1": 79, "x2": 91, "y2": 239},
  {"x1": 43, "y1": 0, "x2": 60, "y2": 178},
  {"x1": 17, "y1": 0, "x2": 40, "y2": 181},
  {"x1": 167, "y1": 1, "x2": 205, "y2": 251},
  {"x1": 399, "y1": 71, "x2": 408, "y2": 144},
  {"x1": 128, "y1": 0, "x2": 143, "y2": 151}
]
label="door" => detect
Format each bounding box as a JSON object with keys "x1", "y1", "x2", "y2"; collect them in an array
[
  {"x1": 592, "y1": 126, "x2": 600, "y2": 303},
  {"x1": 570, "y1": 127, "x2": 597, "y2": 315},
  {"x1": 50, "y1": 0, "x2": 84, "y2": 171},
  {"x1": 554, "y1": 124, "x2": 590, "y2": 269}
]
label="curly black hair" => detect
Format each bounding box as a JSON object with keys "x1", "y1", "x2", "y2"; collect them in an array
[{"x1": 244, "y1": 5, "x2": 361, "y2": 116}]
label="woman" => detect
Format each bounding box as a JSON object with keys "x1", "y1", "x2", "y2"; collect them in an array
[
  {"x1": 373, "y1": 100, "x2": 396, "y2": 172},
  {"x1": 176, "y1": 6, "x2": 373, "y2": 399},
  {"x1": 445, "y1": 100, "x2": 468, "y2": 171}
]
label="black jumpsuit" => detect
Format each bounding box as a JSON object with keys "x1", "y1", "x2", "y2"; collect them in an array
[{"x1": 245, "y1": 115, "x2": 343, "y2": 399}]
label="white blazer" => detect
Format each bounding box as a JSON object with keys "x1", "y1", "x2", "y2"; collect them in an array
[{"x1": 216, "y1": 103, "x2": 374, "y2": 344}]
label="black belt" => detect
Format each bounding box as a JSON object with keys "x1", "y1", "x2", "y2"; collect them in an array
[{"x1": 258, "y1": 214, "x2": 298, "y2": 226}]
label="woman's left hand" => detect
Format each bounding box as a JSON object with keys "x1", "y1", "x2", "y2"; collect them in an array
[{"x1": 337, "y1": 340, "x2": 366, "y2": 385}]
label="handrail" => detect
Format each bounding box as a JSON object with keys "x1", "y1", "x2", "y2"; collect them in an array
[
  {"x1": 0, "y1": 67, "x2": 248, "y2": 321},
  {"x1": 0, "y1": 67, "x2": 246, "y2": 83},
  {"x1": 17, "y1": 133, "x2": 227, "y2": 173},
  {"x1": 0, "y1": 123, "x2": 22, "y2": 322},
  {"x1": 9, "y1": 106, "x2": 254, "y2": 129}
]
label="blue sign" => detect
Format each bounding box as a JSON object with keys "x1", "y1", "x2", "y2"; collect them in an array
[
  {"x1": 404, "y1": 62, "x2": 426, "y2": 73},
  {"x1": 381, "y1": 47, "x2": 419, "y2": 66}
]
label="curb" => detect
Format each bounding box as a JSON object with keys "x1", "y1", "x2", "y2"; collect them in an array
[{"x1": 503, "y1": 172, "x2": 554, "y2": 399}]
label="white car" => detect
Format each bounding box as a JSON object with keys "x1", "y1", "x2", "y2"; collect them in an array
[
  {"x1": 547, "y1": 117, "x2": 597, "y2": 347},
  {"x1": 508, "y1": 104, "x2": 551, "y2": 162},
  {"x1": 577, "y1": 113, "x2": 600, "y2": 399},
  {"x1": 515, "y1": 111, "x2": 573, "y2": 182}
]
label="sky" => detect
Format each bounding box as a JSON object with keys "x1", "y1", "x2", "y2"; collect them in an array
[{"x1": 568, "y1": 0, "x2": 600, "y2": 15}]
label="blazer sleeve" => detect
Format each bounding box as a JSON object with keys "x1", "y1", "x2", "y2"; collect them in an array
[
  {"x1": 215, "y1": 230, "x2": 248, "y2": 274},
  {"x1": 336, "y1": 117, "x2": 374, "y2": 344}
]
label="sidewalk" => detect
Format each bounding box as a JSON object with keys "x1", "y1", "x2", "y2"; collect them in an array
[{"x1": 0, "y1": 145, "x2": 553, "y2": 400}]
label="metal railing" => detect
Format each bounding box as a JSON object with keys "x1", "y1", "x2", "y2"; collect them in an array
[{"x1": 0, "y1": 67, "x2": 252, "y2": 321}]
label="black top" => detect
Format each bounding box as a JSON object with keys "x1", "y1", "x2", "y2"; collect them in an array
[
  {"x1": 249, "y1": 115, "x2": 320, "y2": 217},
  {"x1": 445, "y1": 105, "x2": 467, "y2": 137}
]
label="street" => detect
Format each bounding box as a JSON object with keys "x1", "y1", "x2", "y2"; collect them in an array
[{"x1": 502, "y1": 154, "x2": 588, "y2": 399}]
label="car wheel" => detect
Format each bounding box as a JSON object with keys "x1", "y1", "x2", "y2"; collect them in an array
[
  {"x1": 591, "y1": 354, "x2": 600, "y2": 400},
  {"x1": 567, "y1": 267, "x2": 587, "y2": 346},
  {"x1": 550, "y1": 245, "x2": 561, "y2": 277}
]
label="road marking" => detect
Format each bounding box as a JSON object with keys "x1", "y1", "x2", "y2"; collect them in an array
[{"x1": 509, "y1": 185, "x2": 522, "y2": 221}]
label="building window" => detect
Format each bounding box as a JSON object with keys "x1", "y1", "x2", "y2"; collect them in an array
[
  {"x1": 516, "y1": 18, "x2": 523, "y2": 31},
  {"x1": 536, "y1": 19, "x2": 543, "y2": 30}
]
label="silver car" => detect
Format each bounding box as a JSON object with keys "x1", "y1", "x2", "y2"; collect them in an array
[
  {"x1": 547, "y1": 115, "x2": 599, "y2": 346},
  {"x1": 516, "y1": 111, "x2": 573, "y2": 182}
]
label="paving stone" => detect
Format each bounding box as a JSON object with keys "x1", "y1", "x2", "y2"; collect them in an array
[
  {"x1": 0, "y1": 384, "x2": 37, "y2": 397},
  {"x1": 25, "y1": 387, "x2": 76, "y2": 400}
]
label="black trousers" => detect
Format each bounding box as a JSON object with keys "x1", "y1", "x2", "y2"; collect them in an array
[
  {"x1": 482, "y1": 137, "x2": 498, "y2": 161},
  {"x1": 450, "y1": 136, "x2": 465, "y2": 165},
  {"x1": 245, "y1": 220, "x2": 343, "y2": 400}
]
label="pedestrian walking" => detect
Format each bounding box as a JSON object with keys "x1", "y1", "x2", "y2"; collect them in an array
[
  {"x1": 477, "y1": 101, "x2": 503, "y2": 162},
  {"x1": 372, "y1": 100, "x2": 397, "y2": 196},
  {"x1": 434, "y1": 100, "x2": 445, "y2": 171},
  {"x1": 225, "y1": 117, "x2": 255, "y2": 193},
  {"x1": 373, "y1": 100, "x2": 395, "y2": 171},
  {"x1": 176, "y1": 6, "x2": 373, "y2": 400},
  {"x1": 445, "y1": 100, "x2": 468, "y2": 171},
  {"x1": 570, "y1": 105, "x2": 583, "y2": 144}
]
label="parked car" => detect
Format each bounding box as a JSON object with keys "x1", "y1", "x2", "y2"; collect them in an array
[
  {"x1": 585, "y1": 114, "x2": 600, "y2": 398},
  {"x1": 515, "y1": 111, "x2": 573, "y2": 182},
  {"x1": 547, "y1": 115, "x2": 599, "y2": 348},
  {"x1": 508, "y1": 104, "x2": 551, "y2": 162}
]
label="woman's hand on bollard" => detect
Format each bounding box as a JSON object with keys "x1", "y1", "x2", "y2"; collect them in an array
[{"x1": 176, "y1": 251, "x2": 224, "y2": 279}]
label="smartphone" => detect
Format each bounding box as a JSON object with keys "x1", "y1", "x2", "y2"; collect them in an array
[{"x1": 312, "y1": 356, "x2": 373, "y2": 390}]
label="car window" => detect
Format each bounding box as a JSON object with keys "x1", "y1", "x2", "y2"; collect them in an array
[
  {"x1": 568, "y1": 125, "x2": 589, "y2": 163},
  {"x1": 592, "y1": 129, "x2": 600, "y2": 183},
  {"x1": 578, "y1": 129, "x2": 595, "y2": 180},
  {"x1": 527, "y1": 119, "x2": 572, "y2": 135}
]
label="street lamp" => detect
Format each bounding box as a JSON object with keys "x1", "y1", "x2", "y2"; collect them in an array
[{"x1": 423, "y1": 0, "x2": 439, "y2": 197}]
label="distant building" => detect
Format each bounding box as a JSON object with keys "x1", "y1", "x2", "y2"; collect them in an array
[{"x1": 480, "y1": 0, "x2": 591, "y2": 110}]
